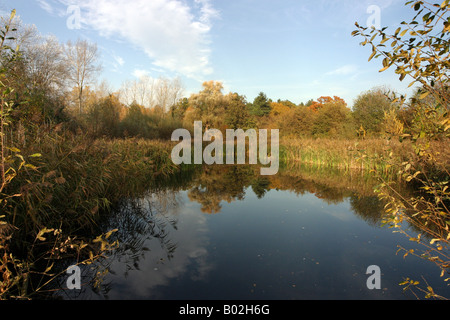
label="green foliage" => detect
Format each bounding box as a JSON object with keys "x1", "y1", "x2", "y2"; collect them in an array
[
  {"x1": 225, "y1": 92, "x2": 253, "y2": 129},
  {"x1": 249, "y1": 92, "x2": 272, "y2": 117},
  {"x1": 280, "y1": 105, "x2": 315, "y2": 137},
  {"x1": 352, "y1": 88, "x2": 394, "y2": 135},
  {"x1": 311, "y1": 99, "x2": 353, "y2": 137},
  {"x1": 170, "y1": 97, "x2": 189, "y2": 120}
]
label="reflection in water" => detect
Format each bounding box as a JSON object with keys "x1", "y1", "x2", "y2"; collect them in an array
[
  {"x1": 56, "y1": 163, "x2": 448, "y2": 300},
  {"x1": 98, "y1": 195, "x2": 213, "y2": 300},
  {"x1": 185, "y1": 164, "x2": 385, "y2": 223}
]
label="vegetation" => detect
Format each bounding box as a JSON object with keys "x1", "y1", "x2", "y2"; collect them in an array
[
  {"x1": 353, "y1": 0, "x2": 449, "y2": 299},
  {"x1": 0, "y1": 11, "x2": 180, "y2": 299}
]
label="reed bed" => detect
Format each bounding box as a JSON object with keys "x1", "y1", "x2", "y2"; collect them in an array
[
  {"x1": 0, "y1": 133, "x2": 179, "y2": 299},
  {"x1": 280, "y1": 137, "x2": 414, "y2": 176}
]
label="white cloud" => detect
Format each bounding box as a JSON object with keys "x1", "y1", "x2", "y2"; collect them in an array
[
  {"x1": 37, "y1": 0, "x2": 55, "y2": 14},
  {"x1": 132, "y1": 69, "x2": 150, "y2": 79},
  {"x1": 113, "y1": 54, "x2": 125, "y2": 67},
  {"x1": 58, "y1": 0, "x2": 218, "y2": 80}
]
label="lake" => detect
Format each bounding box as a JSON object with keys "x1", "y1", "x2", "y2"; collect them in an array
[{"x1": 59, "y1": 164, "x2": 450, "y2": 300}]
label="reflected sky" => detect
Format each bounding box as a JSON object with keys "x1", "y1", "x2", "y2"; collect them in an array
[{"x1": 70, "y1": 165, "x2": 450, "y2": 300}]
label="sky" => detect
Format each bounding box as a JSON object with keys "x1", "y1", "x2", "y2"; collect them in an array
[{"x1": 0, "y1": 0, "x2": 418, "y2": 106}]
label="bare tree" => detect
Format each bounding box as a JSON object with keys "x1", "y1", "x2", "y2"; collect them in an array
[
  {"x1": 119, "y1": 75, "x2": 184, "y2": 112},
  {"x1": 119, "y1": 75, "x2": 156, "y2": 108},
  {"x1": 25, "y1": 35, "x2": 68, "y2": 93},
  {"x1": 64, "y1": 39, "x2": 102, "y2": 114},
  {"x1": 155, "y1": 76, "x2": 184, "y2": 112}
]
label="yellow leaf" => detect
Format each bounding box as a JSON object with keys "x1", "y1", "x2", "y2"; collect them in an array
[
  {"x1": 419, "y1": 91, "x2": 430, "y2": 99},
  {"x1": 45, "y1": 263, "x2": 54, "y2": 273},
  {"x1": 430, "y1": 238, "x2": 440, "y2": 245},
  {"x1": 29, "y1": 153, "x2": 42, "y2": 158}
]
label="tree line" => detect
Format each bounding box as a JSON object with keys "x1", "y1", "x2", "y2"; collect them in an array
[{"x1": 2, "y1": 14, "x2": 446, "y2": 146}]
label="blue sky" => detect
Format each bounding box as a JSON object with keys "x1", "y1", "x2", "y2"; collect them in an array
[{"x1": 1, "y1": 0, "x2": 417, "y2": 106}]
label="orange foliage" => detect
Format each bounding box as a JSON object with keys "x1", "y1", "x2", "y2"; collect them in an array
[
  {"x1": 308, "y1": 96, "x2": 347, "y2": 112},
  {"x1": 270, "y1": 102, "x2": 291, "y2": 116}
]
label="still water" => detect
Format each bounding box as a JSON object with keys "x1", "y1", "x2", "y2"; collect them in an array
[{"x1": 63, "y1": 164, "x2": 450, "y2": 300}]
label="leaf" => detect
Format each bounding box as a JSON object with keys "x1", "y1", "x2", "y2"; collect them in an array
[
  {"x1": 36, "y1": 228, "x2": 55, "y2": 241},
  {"x1": 105, "y1": 229, "x2": 118, "y2": 239},
  {"x1": 45, "y1": 263, "x2": 54, "y2": 273},
  {"x1": 419, "y1": 91, "x2": 430, "y2": 99},
  {"x1": 29, "y1": 153, "x2": 42, "y2": 158},
  {"x1": 430, "y1": 239, "x2": 440, "y2": 245}
]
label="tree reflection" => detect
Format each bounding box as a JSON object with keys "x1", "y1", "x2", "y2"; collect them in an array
[
  {"x1": 184, "y1": 163, "x2": 394, "y2": 229},
  {"x1": 187, "y1": 166, "x2": 253, "y2": 214},
  {"x1": 43, "y1": 163, "x2": 406, "y2": 299}
]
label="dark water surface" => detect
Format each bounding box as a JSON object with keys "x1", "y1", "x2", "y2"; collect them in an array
[{"x1": 62, "y1": 165, "x2": 450, "y2": 300}]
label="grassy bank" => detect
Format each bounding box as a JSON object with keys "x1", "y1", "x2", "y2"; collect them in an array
[
  {"x1": 0, "y1": 133, "x2": 180, "y2": 299},
  {"x1": 280, "y1": 138, "x2": 414, "y2": 176}
]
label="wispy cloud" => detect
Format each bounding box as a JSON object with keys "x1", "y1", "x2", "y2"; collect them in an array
[
  {"x1": 36, "y1": 0, "x2": 54, "y2": 14},
  {"x1": 57, "y1": 0, "x2": 218, "y2": 80},
  {"x1": 35, "y1": 0, "x2": 69, "y2": 17},
  {"x1": 132, "y1": 69, "x2": 150, "y2": 79},
  {"x1": 326, "y1": 64, "x2": 358, "y2": 76},
  {"x1": 113, "y1": 54, "x2": 124, "y2": 67}
]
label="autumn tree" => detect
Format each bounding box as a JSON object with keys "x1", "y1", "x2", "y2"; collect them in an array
[
  {"x1": 170, "y1": 97, "x2": 189, "y2": 120},
  {"x1": 352, "y1": 88, "x2": 393, "y2": 136},
  {"x1": 184, "y1": 80, "x2": 227, "y2": 130},
  {"x1": 279, "y1": 105, "x2": 315, "y2": 137},
  {"x1": 311, "y1": 97, "x2": 353, "y2": 137},
  {"x1": 276, "y1": 99, "x2": 297, "y2": 109},
  {"x1": 308, "y1": 96, "x2": 346, "y2": 112},
  {"x1": 268, "y1": 101, "x2": 294, "y2": 132},
  {"x1": 224, "y1": 92, "x2": 253, "y2": 129}
]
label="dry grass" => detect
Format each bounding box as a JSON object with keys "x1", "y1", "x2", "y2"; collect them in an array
[{"x1": 280, "y1": 137, "x2": 414, "y2": 175}]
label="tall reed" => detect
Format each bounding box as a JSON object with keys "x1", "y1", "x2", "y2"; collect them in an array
[
  {"x1": 280, "y1": 137, "x2": 413, "y2": 177},
  {"x1": 0, "y1": 130, "x2": 179, "y2": 299}
]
